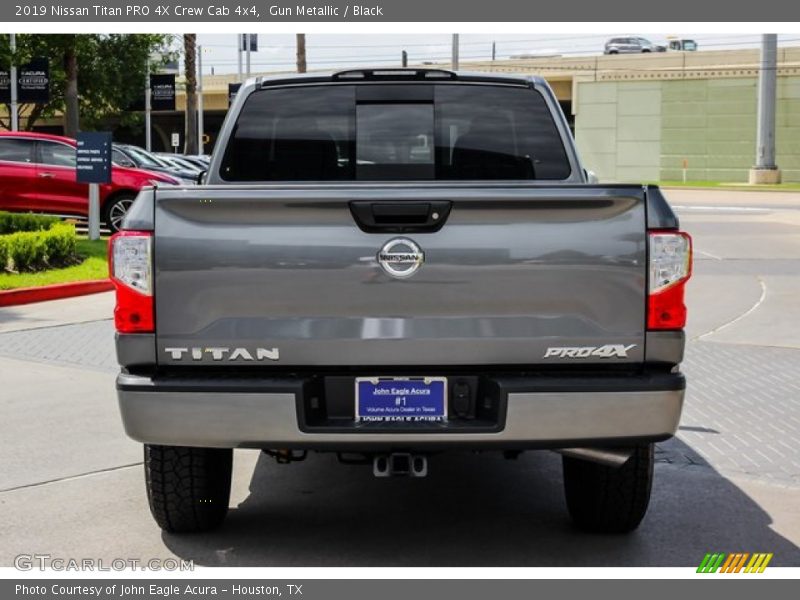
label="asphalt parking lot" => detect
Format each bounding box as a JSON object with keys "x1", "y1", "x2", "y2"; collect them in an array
[{"x1": 1, "y1": 188, "x2": 799, "y2": 567}]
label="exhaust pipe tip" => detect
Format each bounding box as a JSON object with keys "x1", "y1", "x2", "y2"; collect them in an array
[{"x1": 555, "y1": 447, "x2": 634, "y2": 467}]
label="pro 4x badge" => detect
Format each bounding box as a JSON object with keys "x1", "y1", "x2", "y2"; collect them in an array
[{"x1": 543, "y1": 344, "x2": 637, "y2": 359}]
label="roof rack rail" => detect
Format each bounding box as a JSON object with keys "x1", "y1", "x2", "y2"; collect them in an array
[{"x1": 331, "y1": 68, "x2": 457, "y2": 81}]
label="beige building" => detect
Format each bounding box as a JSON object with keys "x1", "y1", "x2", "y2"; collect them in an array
[{"x1": 571, "y1": 64, "x2": 800, "y2": 183}]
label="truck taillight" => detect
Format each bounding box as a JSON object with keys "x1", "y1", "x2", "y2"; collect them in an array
[
  {"x1": 648, "y1": 231, "x2": 692, "y2": 330},
  {"x1": 109, "y1": 231, "x2": 153, "y2": 333}
]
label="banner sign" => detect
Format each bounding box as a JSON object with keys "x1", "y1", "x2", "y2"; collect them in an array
[
  {"x1": 18, "y1": 58, "x2": 50, "y2": 103},
  {"x1": 0, "y1": 57, "x2": 50, "y2": 104},
  {"x1": 150, "y1": 73, "x2": 176, "y2": 111},
  {"x1": 75, "y1": 132, "x2": 113, "y2": 185},
  {"x1": 0, "y1": 69, "x2": 8, "y2": 102},
  {"x1": 241, "y1": 34, "x2": 258, "y2": 51}
]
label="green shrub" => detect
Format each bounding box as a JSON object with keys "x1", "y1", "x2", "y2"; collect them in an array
[
  {"x1": 7, "y1": 231, "x2": 47, "y2": 271},
  {"x1": 0, "y1": 237, "x2": 8, "y2": 272},
  {"x1": 0, "y1": 212, "x2": 60, "y2": 235},
  {"x1": 44, "y1": 224, "x2": 77, "y2": 265},
  {"x1": 1, "y1": 223, "x2": 78, "y2": 272}
]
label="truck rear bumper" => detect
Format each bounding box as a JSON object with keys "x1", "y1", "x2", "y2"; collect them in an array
[{"x1": 116, "y1": 372, "x2": 685, "y2": 449}]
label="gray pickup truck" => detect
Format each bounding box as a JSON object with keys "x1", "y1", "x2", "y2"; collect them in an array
[{"x1": 111, "y1": 69, "x2": 692, "y2": 535}]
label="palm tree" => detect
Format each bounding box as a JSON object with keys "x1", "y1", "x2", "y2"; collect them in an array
[
  {"x1": 183, "y1": 33, "x2": 198, "y2": 154},
  {"x1": 296, "y1": 34, "x2": 307, "y2": 73}
]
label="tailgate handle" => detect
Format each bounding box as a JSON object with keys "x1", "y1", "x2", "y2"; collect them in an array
[{"x1": 350, "y1": 201, "x2": 452, "y2": 233}]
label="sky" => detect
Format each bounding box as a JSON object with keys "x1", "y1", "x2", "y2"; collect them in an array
[{"x1": 190, "y1": 33, "x2": 800, "y2": 75}]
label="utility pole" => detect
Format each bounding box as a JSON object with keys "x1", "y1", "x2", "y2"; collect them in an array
[
  {"x1": 401, "y1": 50, "x2": 408, "y2": 67},
  {"x1": 492, "y1": 41, "x2": 496, "y2": 61},
  {"x1": 237, "y1": 34, "x2": 243, "y2": 82},
  {"x1": 245, "y1": 34, "x2": 251, "y2": 79},
  {"x1": 451, "y1": 34, "x2": 459, "y2": 70},
  {"x1": 198, "y1": 45, "x2": 204, "y2": 155},
  {"x1": 145, "y1": 60, "x2": 151, "y2": 151},
  {"x1": 10, "y1": 34, "x2": 19, "y2": 131},
  {"x1": 296, "y1": 33, "x2": 307, "y2": 73},
  {"x1": 749, "y1": 34, "x2": 781, "y2": 184}
]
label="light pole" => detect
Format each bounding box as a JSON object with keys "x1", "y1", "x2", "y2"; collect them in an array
[
  {"x1": 237, "y1": 34, "x2": 243, "y2": 82},
  {"x1": 10, "y1": 34, "x2": 19, "y2": 131},
  {"x1": 145, "y1": 60, "x2": 151, "y2": 151},
  {"x1": 245, "y1": 34, "x2": 251, "y2": 78},
  {"x1": 198, "y1": 45, "x2": 204, "y2": 154}
]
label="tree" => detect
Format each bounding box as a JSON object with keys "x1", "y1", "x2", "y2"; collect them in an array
[
  {"x1": 296, "y1": 34, "x2": 307, "y2": 73},
  {"x1": 183, "y1": 33, "x2": 198, "y2": 155},
  {"x1": 62, "y1": 35, "x2": 79, "y2": 137},
  {"x1": 0, "y1": 34, "x2": 173, "y2": 133}
]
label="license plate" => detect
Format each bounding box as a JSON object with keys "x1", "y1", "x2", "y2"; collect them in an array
[{"x1": 355, "y1": 377, "x2": 447, "y2": 423}]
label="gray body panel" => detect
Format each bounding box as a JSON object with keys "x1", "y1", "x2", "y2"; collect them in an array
[
  {"x1": 152, "y1": 184, "x2": 648, "y2": 367},
  {"x1": 114, "y1": 72, "x2": 688, "y2": 451},
  {"x1": 117, "y1": 373, "x2": 684, "y2": 449}
]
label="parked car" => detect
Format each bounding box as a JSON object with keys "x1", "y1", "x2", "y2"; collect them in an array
[
  {"x1": 604, "y1": 37, "x2": 664, "y2": 54},
  {"x1": 112, "y1": 144, "x2": 199, "y2": 184},
  {"x1": 175, "y1": 154, "x2": 211, "y2": 170},
  {"x1": 667, "y1": 39, "x2": 698, "y2": 51},
  {"x1": 0, "y1": 132, "x2": 179, "y2": 232},
  {"x1": 112, "y1": 69, "x2": 692, "y2": 535},
  {"x1": 154, "y1": 153, "x2": 203, "y2": 173}
]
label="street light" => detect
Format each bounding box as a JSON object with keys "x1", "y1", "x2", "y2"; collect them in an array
[
  {"x1": 10, "y1": 34, "x2": 18, "y2": 131},
  {"x1": 198, "y1": 45, "x2": 207, "y2": 154},
  {"x1": 237, "y1": 34, "x2": 243, "y2": 82}
]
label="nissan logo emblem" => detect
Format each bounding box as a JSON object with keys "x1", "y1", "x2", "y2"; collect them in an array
[{"x1": 377, "y1": 238, "x2": 424, "y2": 278}]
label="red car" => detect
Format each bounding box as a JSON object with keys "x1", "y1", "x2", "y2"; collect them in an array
[{"x1": 0, "y1": 131, "x2": 179, "y2": 232}]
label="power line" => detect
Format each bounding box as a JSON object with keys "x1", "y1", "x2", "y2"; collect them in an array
[
  {"x1": 196, "y1": 34, "x2": 800, "y2": 52},
  {"x1": 197, "y1": 41, "x2": 800, "y2": 70},
  {"x1": 190, "y1": 35, "x2": 800, "y2": 75}
]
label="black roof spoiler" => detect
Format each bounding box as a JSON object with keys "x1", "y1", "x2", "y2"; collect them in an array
[
  {"x1": 331, "y1": 68, "x2": 457, "y2": 80},
  {"x1": 257, "y1": 69, "x2": 537, "y2": 88}
]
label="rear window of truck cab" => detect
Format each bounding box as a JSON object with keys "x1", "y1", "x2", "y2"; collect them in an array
[{"x1": 219, "y1": 84, "x2": 572, "y2": 181}]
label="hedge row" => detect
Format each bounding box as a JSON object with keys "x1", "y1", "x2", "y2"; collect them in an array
[
  {"x1": 0, "y1": 223, "x2": 78, "y2": 273},
  {"x1": 0, "y1": 212, "x2": 61, "y2": 235}
]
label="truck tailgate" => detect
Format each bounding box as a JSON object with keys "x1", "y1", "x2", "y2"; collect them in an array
[{"x1": 153, "y1": 185, "x2": 647, "y2": 367}]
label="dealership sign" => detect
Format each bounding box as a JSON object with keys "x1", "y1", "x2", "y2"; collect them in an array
[
  {"x1": 150, "y1": 73, "x2": 176, "y2": 111},
  {"x1": 75, "y1": 132, "x2": 113, "y2": 185},
  {"x1": 241, "y1": 34, "x2": 258, "y2": 52},
  {"x1": 0, "y1": 58, "x2": 50, "y2": 104}
]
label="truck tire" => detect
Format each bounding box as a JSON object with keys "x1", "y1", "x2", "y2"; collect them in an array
[
  {"x1": 144, "y1": 444, "x2": 233, "y2": 533},
  {"x1": 562, "y1": 444, "x2": 653, "y2": 533}
]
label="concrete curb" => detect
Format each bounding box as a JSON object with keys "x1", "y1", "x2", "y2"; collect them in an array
[{"x1": 0, "y1": 280, "x2": 113, "y2": 307}]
